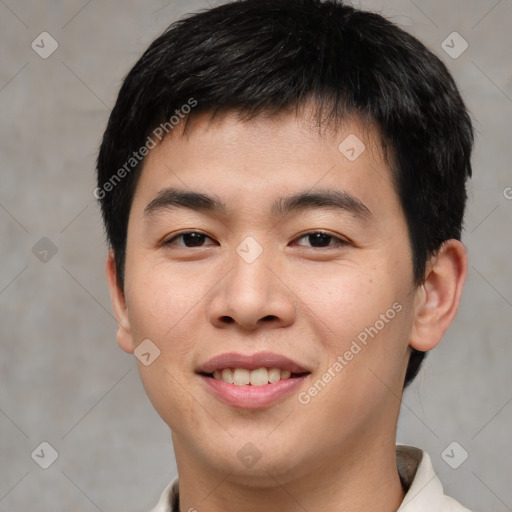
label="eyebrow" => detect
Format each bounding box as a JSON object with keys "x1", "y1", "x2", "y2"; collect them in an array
[
  {"x1": 143, "y1": 187, "x2": 372, "y2": 220},
  {"x1": 271, "y1": 188, "x2": 372, "y2": 219}
]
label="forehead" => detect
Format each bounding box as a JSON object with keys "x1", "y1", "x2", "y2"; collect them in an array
[
  {"x1": 130, "y1": 106, "x2": 401, "y2": 227},
  {"x1": 178, "y1": 105, "x2": 391, "y2": 164}
]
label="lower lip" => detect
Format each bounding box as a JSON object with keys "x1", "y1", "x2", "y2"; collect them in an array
[{"x1": 199, "y1": 374, "x2": 308, "y2": 409}]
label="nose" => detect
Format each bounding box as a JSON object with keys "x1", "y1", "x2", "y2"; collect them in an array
[{"x1": 207, "y1": 242, "x2": 296, "y2": 331}]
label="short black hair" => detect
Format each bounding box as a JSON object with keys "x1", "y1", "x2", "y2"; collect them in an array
[{"x1": 96, "y1": 0, "x2": 474, "y2": 387}]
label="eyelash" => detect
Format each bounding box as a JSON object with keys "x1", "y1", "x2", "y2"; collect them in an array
[{"x1": 162, "y1": 230, "x2": 350, "y2": 249}]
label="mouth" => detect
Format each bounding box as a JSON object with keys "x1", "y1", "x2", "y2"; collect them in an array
[
  {"x1": 202, "y1": 367, "x2": 309, "y2": 386},
  {"x1": 197, "y1": 352, "x2": 311, "y2": 408}
]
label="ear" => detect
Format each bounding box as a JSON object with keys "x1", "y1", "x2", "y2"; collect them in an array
[
  {"x1": 105, "y1": 250, "x2": 135, "y2": 354},
  {"x1": 409, "y1": 240, "x2": 467, "y2": 352}
]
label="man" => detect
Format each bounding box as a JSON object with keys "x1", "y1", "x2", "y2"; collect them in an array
[{"x1": 96, "y1": 0, "x2": 474, "y2": 510}]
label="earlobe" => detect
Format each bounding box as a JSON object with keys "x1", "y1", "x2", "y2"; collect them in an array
[
  {"x1": 105, "y1": 251, "x2": 135, "y2": 354},
  {"x1": 409, "y1": 240, "x2": 467, "y2": 352}
]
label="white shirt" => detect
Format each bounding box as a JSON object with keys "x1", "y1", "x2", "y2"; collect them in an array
[{"x1": 149, "y1": 445, "x2": 472, "y2": 512}]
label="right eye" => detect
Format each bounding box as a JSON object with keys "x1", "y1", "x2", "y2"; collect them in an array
[{"x1": 163, "y1": 231, "x2": 217, "y2": 248}]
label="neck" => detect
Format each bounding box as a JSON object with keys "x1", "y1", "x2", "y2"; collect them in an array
[{"x1": 174, "y1": 435, "x2": 405, "y2": 512}]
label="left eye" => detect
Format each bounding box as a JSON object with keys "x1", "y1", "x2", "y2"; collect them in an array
[{"x1": 293, "y1": 231, "x2": 348, "y2": 248}]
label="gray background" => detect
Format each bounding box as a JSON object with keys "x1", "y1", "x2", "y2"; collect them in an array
[{"x1": 0, "y1": 0, "x2": 511, "y2": 511}]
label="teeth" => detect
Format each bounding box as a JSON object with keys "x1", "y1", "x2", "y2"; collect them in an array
[
  {"x1": 250, "y1": 368, "x2": 268, "y2": 386},
  {"x1": 211, "y1": 367, "x2": 296, "y2": 385},
  {"x1": 233, "y1": 368, "x2": 250, "y2": 385},
  {"x1": 268, "y1": 368, "x2": 281, "y2": 383},
  {"x1": 221, "y1": 368, "x2": 234, "y2": 384}
]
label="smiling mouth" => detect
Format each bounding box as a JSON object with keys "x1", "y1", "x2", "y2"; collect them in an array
[{"x1": 202, "y1": 367, "x2": 310, "y2": 386}]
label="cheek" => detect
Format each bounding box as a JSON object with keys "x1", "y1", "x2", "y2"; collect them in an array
[
  {"x1": 294, "y1": 264, "x2": 413, "y2": 430},
  {"x1": 295, "y1": 259, "x2": 415, "y2": 403},
  {"x1": 136, "y1": 359, "x2": 206, "y2": 439},
  {"x1": 124, "y1": 258, "x2": 205, "y2": 360},
  {"x1": 294, "y1": 262, "x2": 401, "y2": 353},
  {"x1": 124, "y1": 260, "x2": 209, "y2": 430}
]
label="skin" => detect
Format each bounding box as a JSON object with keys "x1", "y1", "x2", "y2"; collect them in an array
[{"x1": 106, "y1": 104, "x2": 467, "y2": 512}]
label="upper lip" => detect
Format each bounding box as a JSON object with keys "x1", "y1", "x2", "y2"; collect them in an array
[{"x1": 197, "y1": 351, "x2": 310, "y2": 374}]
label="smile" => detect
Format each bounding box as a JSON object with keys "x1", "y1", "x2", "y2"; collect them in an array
[
  {"x1": 211, "y1": 367, "x2": 295, "y2": 386},
  {"x1": 197, "y1": 351, "x2": 311, "y2": 408}
]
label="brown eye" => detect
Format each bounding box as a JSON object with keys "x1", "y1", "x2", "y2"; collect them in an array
[
  {"x1": 293, "y1": 231, "x2": 349, "y2": 248},
  {"x1": 164, "y1": 231, "x2": 216, "y2": 248}
]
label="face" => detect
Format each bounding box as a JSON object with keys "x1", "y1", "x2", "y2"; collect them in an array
[{"x1": 110, "y1": 106, "x2": 423, "y2": 484}]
